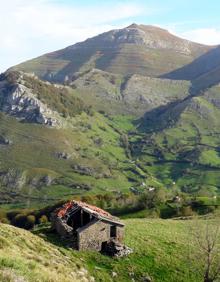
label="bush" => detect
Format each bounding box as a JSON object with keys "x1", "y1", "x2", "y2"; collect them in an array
[
  {"x1": 0, "y1": 218, "x2": 10, "y2": 224},
  {"x1": 0, "y1": 210, "x2": 7, "y2": 221},
  {"x1": 180, "y1": 206, "x2": 194, "y2": 217},
  {"x1": 39, "y1": 215, "x2": 48, "y2": 224},
  {"x1": 13, "y1": 214, "x2": 27, "y2": 228},
  {"x1": 160, "y1": 205, "x2": 177, "y2": 219},
  {"x1": 12, "y1": 214, "x2": 35, "y2": 229},
  {"x1": 138, "y1": 188, "x2": 167, "y2": 209},
  {"x1": 25, "y1": 215, "x2": 36, "y2": 229}
]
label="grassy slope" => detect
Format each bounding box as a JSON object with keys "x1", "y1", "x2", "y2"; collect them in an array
[
  {"x1": 2, "y1": 79, "x2": 220, "y2": 206},
  {"x1": 0, "y1": 224, "x2": 92, "y2": 282},
  {"x1": 2, "y1": 106, "x2": 158, "y2": 209},
  {"x1": 1, "y1": 218, "x2": 219, "y2": 282},
  {"x1": 71, "y1": 70, "x2": 191, "y2": 118},
  {"x1": 134, "y1": 85, "x2": 220, "y2": 194}
]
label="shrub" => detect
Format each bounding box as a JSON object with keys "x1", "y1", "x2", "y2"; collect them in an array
[
  {"x1": 39, "y1": 215, "x2": 48, "y2": 224},
  {"x1": 0, "y1": 218, "x2": 10, "y2": 224},
  {"x1": 25, "y1": 215, "x2": 36, "y2": 229},
  {"x1": 180, "y1": 206, "x2": 194, "y2": 217},
  {"x1": 13, "y1": 214, "x2": 27, "y2": 228},
  {"x1": 12, "y1": 214, "x2": 35, "y2": 229}
]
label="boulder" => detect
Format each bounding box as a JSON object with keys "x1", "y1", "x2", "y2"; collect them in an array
[{"x1": 0, "y1": 135, "x2": 12, "y2": 145}]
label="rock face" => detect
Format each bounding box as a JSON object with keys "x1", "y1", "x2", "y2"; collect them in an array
[
  {"x1": 0, "y1": 72, "x2": 61, "y2": 126},
  {"x1": 88, "y1": 24, "x2": 194, "y2": 54},
  {"x1": 121, "y1": 74, "x2": 190, "y2": 106}
]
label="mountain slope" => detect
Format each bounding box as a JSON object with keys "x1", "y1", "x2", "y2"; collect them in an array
[
  {"x1": 11, "y1": 24, "x2": 211, "y2": 83},
  {"x1": 162, "y1": 46, "x2": 220, "y2": 92},
  {"x1": 135, "y1": 84, "x2": 220, "y2": 193},
  {"x1": 0, "y1": 71, "x2": 160, "y2": 207},
  {"x1": 70, "y1": 68, "x2": 191, "y2": 115},
  {"x1": 0, "y1": 223, "x2": 92, "y2": 282}
]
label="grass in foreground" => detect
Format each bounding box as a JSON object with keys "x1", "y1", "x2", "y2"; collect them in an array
[
  {"x1": 0, "y1": 224, "x2": 93, "y2": 282},
  {"x1": 19, "y1": 218, "x2": 220, "y2": 281},
  {"x1": 1, "y1": 216, "x2": 219, "y2": 282}
]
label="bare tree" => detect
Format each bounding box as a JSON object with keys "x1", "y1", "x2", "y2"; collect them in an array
[{"x1": 189, "y1": 219, "x2": 220, "y2": 282}]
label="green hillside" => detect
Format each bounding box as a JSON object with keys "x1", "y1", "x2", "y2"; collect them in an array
[
  {"x1": 1, "y1": 68, "x2": 220, "y2": 208},
  {"x1": 135, "y1": 85, "x2": 220, "y2": 194},
  {"x1": 0, "y1": 110, "x2": 141, "y2": 207},
  {"x1": 1, "y1": 24, "x2": 220, "y2": 208},
  {"x1": 0, "y1": 223, "x2": 92, "y2": 282},
  {"x1": 1, "y1": 218, "x2": 219, "y2": 282}
]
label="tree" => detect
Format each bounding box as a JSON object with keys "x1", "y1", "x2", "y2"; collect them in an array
[
  {"x1": 189, "y1": 220, "x2": 220, "y2": 282},
  {"x1": 139, "y1": 188, "x2": 167, "y2": 209}
]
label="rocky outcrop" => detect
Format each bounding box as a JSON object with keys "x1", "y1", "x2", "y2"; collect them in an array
[
  {"x1": 102, "y1": 239, "x2": 133, "y2": 257},
  {"x1": 55, "y1": 151, "x2": 71, "y2": 160},
  {"x1": 0, "y1": 135, "x2": 12, "y2": 145},
  {"x1": 0, "y1": 72, "x2": 61, "y2": 127},
  {"x1": 122, "y1": 74, "x2": 190, "y2": 107},
  {"x1": 92, "y1": 24, "x2": 193, "y2": 54},
  {"x1": 0, "y1": 168, "x2": 25, "y2": 190},
  {"x1": 72, "y1": 164, "x2": 111, "y2": 178}
]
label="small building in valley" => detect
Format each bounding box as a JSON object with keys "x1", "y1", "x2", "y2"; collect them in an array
[{"x1": 51, "y1": 200, "x2": 131, "y2": 256}]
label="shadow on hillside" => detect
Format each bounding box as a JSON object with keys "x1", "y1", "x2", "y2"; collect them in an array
[
  {"x1": 32, "y1": 225, "x2": 73, "y2": 249},
  {"x1": 133, "y1": 96, "x2": 191, "y2": 133},
  {"x1": 135, "y1": 46, "x2": 220, "y2": 134},
  {"x1": 161, "y1": 45, "x2": 220, "y2": 95}
]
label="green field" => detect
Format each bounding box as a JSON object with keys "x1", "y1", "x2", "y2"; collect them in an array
[{"x1": 1, "y1": 217, "x2": 219, "y2": 282}]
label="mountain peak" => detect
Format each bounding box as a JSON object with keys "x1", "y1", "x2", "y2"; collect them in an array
[
  {"x1": 126, "y1": 23, "x2": 169, "y2": 33},
  {"x1": 11, "y1": 24, "x2": 210, "y2": 82},
  {"x1": 96, "y1": 23, "x2": 193, "y2": 53},
  {"x1": 126, "y1": 23, "x2": 139, "y2": 29}
]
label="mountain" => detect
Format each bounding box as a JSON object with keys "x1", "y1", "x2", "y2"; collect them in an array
[
  {"x1": 1, "y1": 24, "x2": 220, "y2": 207},
  {"x1": 11, "y1": 24, "x2": 211, "y2": 83}
]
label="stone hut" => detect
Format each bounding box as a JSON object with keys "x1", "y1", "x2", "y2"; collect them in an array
[{"x1": 51, "y1": 200, "x2": 130, "y2": 255}]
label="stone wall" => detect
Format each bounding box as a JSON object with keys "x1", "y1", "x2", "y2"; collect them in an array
[
  {"x1": 77, "y1": 219, "x2": 125, "y2": 251},
  {"x1": 116, "y1": 226, "x2": 124, "y2": 243},
  {"x1": 77, "y1": 220, "x2": 111, "y2": 251},
  {"x1": 51, "y1": 214, "x2": 73, "y2": 238}
]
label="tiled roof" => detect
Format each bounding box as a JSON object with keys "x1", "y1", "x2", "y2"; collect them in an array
[{"x1": 56, "y1": 200, "x2": 124, "y2": 226}]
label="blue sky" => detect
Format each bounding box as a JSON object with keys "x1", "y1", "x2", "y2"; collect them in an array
[{"x1": 1, "y1": 0, "x2": 220, "y2": 72}]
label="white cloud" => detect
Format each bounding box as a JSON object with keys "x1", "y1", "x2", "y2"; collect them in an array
[
  {"x1": 180, "y1": 28, "x2": 220, "y2": 45},
  {"x1": 0, "y1": 0, "x2": 148, "y2": 72},
  {"x1": 166, "y1": 25, "x2": 220, "y2": 46}
]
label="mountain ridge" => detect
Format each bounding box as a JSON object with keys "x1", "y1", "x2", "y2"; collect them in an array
[{"x1": 11, "y1": 24, "x2": 212, "y2": 83}]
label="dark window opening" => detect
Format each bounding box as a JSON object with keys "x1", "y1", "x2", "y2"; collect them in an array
[
  {"x1": 66, "y1": 209, "x2": 94, "y2": 230},
  {"x1": 101, "y1": 241, "x2": 108, "y2": 252},
  {"x1": 110, "y1": 225, "x2": 117, "y2": 237}
]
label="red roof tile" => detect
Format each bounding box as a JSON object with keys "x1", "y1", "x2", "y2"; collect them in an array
[{"x1": 56, "y1": 200, "x2": 114, "y2": 220}]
